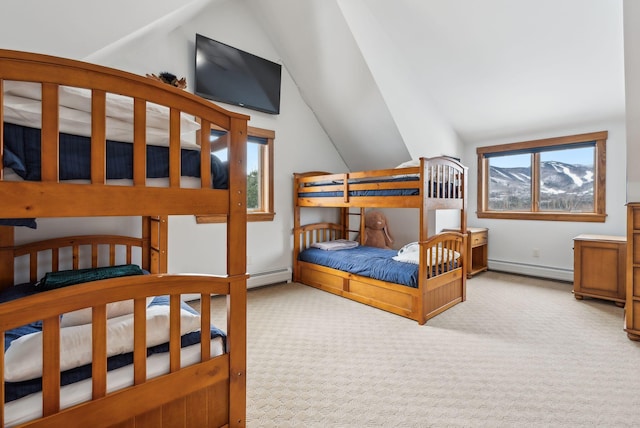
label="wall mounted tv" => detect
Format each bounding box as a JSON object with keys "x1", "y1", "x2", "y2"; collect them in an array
[{"x1": 195, "y1": 34, "x2": 282, "y2": 115}]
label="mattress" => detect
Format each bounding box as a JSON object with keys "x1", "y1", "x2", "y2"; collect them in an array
[
  {"x1": 4, "y1": 338, "x2": 224, "y2": 427},
  {"x1": 1, "y1": 82, "x2": 228, "y2": 188},
  {"x1": 299, "y1": 245, "x2": 419, "y2": 287},
  {"x1": 2, "y1": 122, "x2": 228, "y2": 188},
  {"x1": 298, "y1": 176, "x2": 460, "y2": 198},
  {"x1": 2, "y1": 83, "x2": 202, "y2": 147},
  {"x1": 299, "y1": 176, "x2": 420, "y2": 198},
  {"x1": 1, "y1": 283, "x2": 226, "y2": 427}
]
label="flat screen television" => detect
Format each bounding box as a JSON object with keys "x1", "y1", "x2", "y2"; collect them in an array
[{"x1": 195, "y1": 34, "x2": 282, "y2": 115}]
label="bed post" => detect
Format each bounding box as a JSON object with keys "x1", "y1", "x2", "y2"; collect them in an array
[
  {"x1": 293, "y1": 174, "x2": 301, "y2": 282},
  {"x1": 144, "y1": 215, "x2": 168, "y2": 274},
  {"x1": 416, "y1": 158, "x2": 430, "y2": 324},
  {"x1": 227, "y1": 116, "x2": 247, "y2": 427},
  {"x1": 0, "y1": 226, "x2": 14, "y2": 290},
  {"x1": 358, "y1": 208, "x2": 366, "y2": 244},
  {"x1": 460, "y1": 165, "x2": 469, "y2": 301}
]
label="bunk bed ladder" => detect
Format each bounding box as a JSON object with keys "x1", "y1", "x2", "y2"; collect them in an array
[{"x1": 344, "y1": 208, "x2": 365, "y2": 242}]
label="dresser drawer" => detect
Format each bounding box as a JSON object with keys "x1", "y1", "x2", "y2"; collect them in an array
[{"x1": 470, "y1": 231, "x2": 488, "y2": 247}]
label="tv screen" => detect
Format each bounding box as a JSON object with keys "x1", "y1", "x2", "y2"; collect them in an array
[{"x1": 195, "y1": 34, "x2": 282, "y2": 115}]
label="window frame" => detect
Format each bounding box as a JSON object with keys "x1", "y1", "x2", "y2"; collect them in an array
[
  {"x1": 196, "y1": 124, "x2": 275, "y2": 223},
  {"x1": 476, "y1": 131, "x2": 607, "y2": 222}
]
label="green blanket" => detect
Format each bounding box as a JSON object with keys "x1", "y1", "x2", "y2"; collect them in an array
[{"x1": 37, "y1": 264, "x2": 144, "y2": 290}]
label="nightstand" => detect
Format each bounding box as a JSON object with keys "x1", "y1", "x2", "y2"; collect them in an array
[{"x1": 443, "y1": 227, "x2": 488, "y2": 278}]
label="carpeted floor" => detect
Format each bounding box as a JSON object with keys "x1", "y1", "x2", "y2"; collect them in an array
[{"x1": 201, "y1": 271, "x2": 640, "y2": 427}]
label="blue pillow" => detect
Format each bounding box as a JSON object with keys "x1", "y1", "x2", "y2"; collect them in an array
[
  {"x1": 1, "y1": 145, "x2": 27, "y2": 177},
  {"x1": 0, "y1": 218, "x2": 37, "y2": 229},
  {"x1": 149, "y1": 295, "x2": 199, "y2": 315}
]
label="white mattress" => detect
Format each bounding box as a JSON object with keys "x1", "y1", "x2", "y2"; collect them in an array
[
  {"x1": 4, "y1": 337, "x2": 225, "y2": 427},
  {"x1": 1, "y1": 167, "x2": 205, "y2": 189},
  {"x1": 2, "y1": 82, "x2": 202, "y2": 149}
]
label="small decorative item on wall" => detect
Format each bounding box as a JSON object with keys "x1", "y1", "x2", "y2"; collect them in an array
[{"x1": 146, "y1": 72, "x2": 187, "y2": 89}]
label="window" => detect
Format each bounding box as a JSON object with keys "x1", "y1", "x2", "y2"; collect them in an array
[
  {"x1": 476, "y1": 131, "x2": 607, "y2": 222},
  {"x1": 196, "y1": 125, "x2": 275, "y2": 223}
]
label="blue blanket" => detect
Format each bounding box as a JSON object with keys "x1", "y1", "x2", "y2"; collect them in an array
[
  {"x1": 2, "y1": 122, "x2": 228, "y2": 188},
  {"x1": 299, "y1": 245, "x2": 419, "y2": 287},
  {"x1": 0, "y1": 122, "x2": 229, "y2": 228},
  {"x1": 298, "y1": 176, "x2": 458, "y2": 198},
  {"x1": 1, "y1": 284, "x2": 226, "y2": 403}
]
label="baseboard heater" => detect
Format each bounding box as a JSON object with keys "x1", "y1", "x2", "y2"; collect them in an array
[
  {"x1": 182, "y1": 267, "x2": 292, "y2": 301},
  {"x1": 247, "y1": 267, "x2": 292, "y2": 289},
  {"x1": 488, "y1": 260, "x2": 573, "y2": 283}
]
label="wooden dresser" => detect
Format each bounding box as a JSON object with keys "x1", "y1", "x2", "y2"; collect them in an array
[
  {"x1": 573, "y1": 234, "x2": 626, "y2": 306},
  {"x1": 626, "y1": 204, "x2": 640, "y2": 341}
]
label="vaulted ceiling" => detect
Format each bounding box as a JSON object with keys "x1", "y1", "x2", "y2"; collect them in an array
[
  {"x1": 1, "y1": 0, "x2": 625, "y2": 171},
  {"x1": 248, "y1": 0, "x2": 625, "y2": 169}
]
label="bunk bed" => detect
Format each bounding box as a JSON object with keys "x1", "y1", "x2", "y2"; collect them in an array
[
  {"x1": 293, "y1": 157, "x2": 468, "y2": 325},
  {"x1": 0, "y1": 49, "x2": 248, "y2": 427}
]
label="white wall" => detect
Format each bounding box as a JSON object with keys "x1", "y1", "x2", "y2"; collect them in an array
[
  {"x1": 9, "y1": 1, "x2": 633, "y2": 285},
  {"x1": 337, "y1": 0, "x2": 464, "y2": 162},
  {"x1": 463, "y1": 119, "x2": 627, "y2": 282},
  {"x1": 15, "y1": 0, "x2": 348, "y2": 281},
  {"x1": 625, "y1": 0, "x2": 640, "y2": 202},
  {"x1": 336, "y1": 0, "x2": 466, "y2": 248}
]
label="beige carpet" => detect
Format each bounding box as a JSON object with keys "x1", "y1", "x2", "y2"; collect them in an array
[{"x1": 202, "y1": 271, "x2": 640, "y2": 427}]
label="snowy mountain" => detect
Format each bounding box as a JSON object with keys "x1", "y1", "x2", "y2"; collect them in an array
[{"x1": 489, "y1": 161, "x2": 594, "y2": 211}]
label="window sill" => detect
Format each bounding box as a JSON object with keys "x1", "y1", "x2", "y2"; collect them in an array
[
  {"x1": 195, "y1": 212, "x2": 275, "y2": 224},
  {"x1": 477, "y1": 211, "x2": 606, "y2": 222}
]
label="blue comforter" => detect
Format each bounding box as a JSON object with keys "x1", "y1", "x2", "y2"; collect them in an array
[{"x1": 299, "y1": 245, "x2": 419, "y2": 287}]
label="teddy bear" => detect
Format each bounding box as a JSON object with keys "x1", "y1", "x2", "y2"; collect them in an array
[{"x1": 363, "y1": 210, "x2": 394, "y2": 249}]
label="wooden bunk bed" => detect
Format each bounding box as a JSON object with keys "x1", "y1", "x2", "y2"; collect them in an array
[
  {"x1": 293, "y1": 157, "x2": 468, "y2": 325},
  {"x1": 0, "y1": 49, "x2": 248, "y2": 427}
]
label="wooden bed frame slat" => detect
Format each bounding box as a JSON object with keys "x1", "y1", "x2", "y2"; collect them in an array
[
  {"x1": 92, "y1": 305, "x2": 108, "y2": 399},
  {"x1": 133, "y1": 97, "x2": 147, "y2": 187},
  {"x1": 91, "y1": 89, "x2": 107, "y2": 185}
]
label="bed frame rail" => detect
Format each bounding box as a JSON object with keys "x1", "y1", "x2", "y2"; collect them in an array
[
  {"x1": 294, "y1": 157, "x2": 467, "y2": 210},
  {"x1": 0, "y1": 49, "x2": 249, "y2": 219},
  {"x1": 420, "y1": 232, "x2": 465, "y2": 279}
]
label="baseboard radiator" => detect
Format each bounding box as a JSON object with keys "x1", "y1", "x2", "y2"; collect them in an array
[
  {"x1": 247, "y1": 267, "x2": 292, "y2": 289},
  {"x1": 488, "y1": 260, "x2": 573, "y2": 283}
]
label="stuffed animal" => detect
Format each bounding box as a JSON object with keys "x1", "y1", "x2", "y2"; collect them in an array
[
  {"x1": 363, "y1": 210, "x2": 394, "y2": 249},
  {"x1": 146, "y1": 72, "x2": 187, "y2": 89}
]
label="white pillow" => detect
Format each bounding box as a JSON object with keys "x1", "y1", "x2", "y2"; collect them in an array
[
  {"x1": 4, "y1": 305, "x2": 201, "y2": 382},
  {"x1": 394, "y1": 159, "x2": 420, "y2": 169},
  {"x1": 393, "y1": 159, "x2": 420, "y2": 178},
  {"x1": 392, "y1": 242, "x2": 461, "y2": 265},
  {"x1": 60, "y1": 296, "x2": 156, "y2": 328},
  {"x1": 3, "y1": 81, "x2": 200, "y2": 134}
]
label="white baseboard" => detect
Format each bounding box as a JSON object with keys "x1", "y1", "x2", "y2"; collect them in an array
[
  {"x1": 247, "y1": 267, "x2": 292, "y2": 289},
  {"x1": 488, "y1": 260, "x2": 573, "y2": 283},
  {"x1": 182, "y1": 267, "x2": 292, "y2": 301}
]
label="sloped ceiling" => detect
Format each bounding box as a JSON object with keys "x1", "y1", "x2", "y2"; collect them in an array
[
  {"x1": 246, "y1": 0, "x2": 411, "y2": 170},
  {"x1": 0, "y1": 0, "x2": 212, "y2": 60},
  {"x1": 249, "y1": 0, "x2": 625, "y2": 168},
  {"x1": 1, "y1": 0, "x2": 625, "y2": 171}
]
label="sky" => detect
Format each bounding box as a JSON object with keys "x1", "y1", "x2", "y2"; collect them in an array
[
  {"x1": 490, "y1": 147, "x2": 594, "y2": 168},
  {"x1": 211, "y1": 137, "x2": 259, "y2": 174}
]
